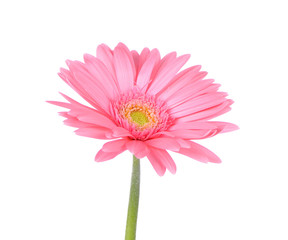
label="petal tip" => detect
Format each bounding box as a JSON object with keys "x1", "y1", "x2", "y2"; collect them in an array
[{"x1": 65, "y1": 59, "x2": 72, "y2": 66}]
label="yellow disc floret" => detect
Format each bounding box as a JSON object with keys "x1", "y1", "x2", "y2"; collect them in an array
[{"x1": 130, "y1": 111, "x2": 149, "y2": 126}]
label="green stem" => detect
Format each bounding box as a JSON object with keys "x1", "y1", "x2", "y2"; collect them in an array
[{"x1": 125, "y1": 155, "x2": 140, "y2": 240}]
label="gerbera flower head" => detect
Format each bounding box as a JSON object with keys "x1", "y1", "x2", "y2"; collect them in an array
[{"x1": 48, "y1": 43, "x2": 238, "y2": 176}]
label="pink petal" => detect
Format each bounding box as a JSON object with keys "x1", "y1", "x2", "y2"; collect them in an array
[
  {"x1": 170, "y1": 122, "x2": 206, "y2": 131},
  {"x1": 101, "y1": 139, "x2": 129, "y2": 152},
  {"x1": 113, "y1": 43, "x2": 135, "y2": 92},
  {"x1": 95, "y1": 149, "x2": 126, "y2": 162},
  {"x1": 170, "y1": 92, "x2": 228, "y2": 118},
  {"x1": 131, "y1": 50, "x2": 140, "y2": 76},
  {"x1": 65, "y1": 60, "x2": 110, "y2": 112},
  {"x1": 138, "y1": 48, "x2": 151, "y2": 72},
  {"x1": 176, "y1": 138, "x2": 191, "y2": 148},
  {"x1": 167, "y1": 129, "x2": 219, "y2": 140},
  {"x1": 166, "y1": 79, "x2": 215, "y2": 108},
  {"x1": 169, "y1": 121, "x2": 219, "y2": 131},
  {"x1": 176, "y1": 99, "x2": 233, "y2": 122},
  {"x1": 146, "y1": 137, "x2": 181, "y2": 151},
  {"x1": 153, "y1": 148, "x2": 176, "y2": 174},
  {"x1": 173, "y1": 140, "x2": 221, "y2": 163},
  {"x1": 96, "y1": 44, "x2": 116, "y2": 79},
  {"x1": 75, "y1": 114, "x2": 116, "y2": 128},
  {"x1": 166, "y1": 121, "x2": 238, "y2": 140},
  {"x1": 112, "y1": 127, "x2": 133, "y2": 138},
  {"x1": 95, "y1": 139, "x2": 128, "y2": 162},
  {"x1": 63, "y1": 118, "x2": 94, "y2": 128},
  {"x1": 126, "y1": 140, "x2": 150, "y2": 159},
  {"x1": 189, "y1": 83, "x2": 221, "y2": 100},
  {"x1": 157, "y1": 66, "x2": 203, "y2": 100},
  {"x1": 150, "y1": 131, "x2": 175, "y2": 139},
  {"x1": 147, "y1": 51, "x2": 176, "y2": 89},
  {"x1": 83, "y1": 53, "x2": 119, "y2": 97},
  {"x1": 58, "y1": 112, "x2": 95, "y2": 128},
  {"x1": 147, "y1": 148, "x2": 167, "y2": 176},
  {"x1": 48, "y1": 94, "x2": 117, "y2": 129},
  {"x1": 211, "y1": 122, "x2": 239, "y2": 133},
  {"x1": 59, "y1": 93, "x2": 111, "y2": 119},
  {"x1": 75, "y1": 127, "x2": 114, "y2": 139},
  {"x1": 136, "y1": 49, "x2": 160, "y2": 91},
  {"x1": 147, "y1": 54, "x2": 190, "y2": 95},
  {"x1": 47, "y1": 100, "x2": 72, "y2": 109},
  {"x1": 148, "y1": 148, "x2": 176, "y2": 173},
  {"x1": 58, "y1": 68, "x2": 103, "y2": 110},
  {"x1": 171, "y1": 121, "x2": 238, "y2": 133}
]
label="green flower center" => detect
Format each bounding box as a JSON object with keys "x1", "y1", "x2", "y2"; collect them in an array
[{"x1": 130, "y1": 111, "x2": 149, "y2": 126}]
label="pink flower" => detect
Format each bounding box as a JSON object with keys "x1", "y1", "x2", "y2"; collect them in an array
[{"x1": 48, "y1": 43, "x2": 238, "y2": 176}]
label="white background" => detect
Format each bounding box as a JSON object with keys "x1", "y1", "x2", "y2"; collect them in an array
[{"x1": 1, "y1": 0, "x2": 287, "y2": 239}]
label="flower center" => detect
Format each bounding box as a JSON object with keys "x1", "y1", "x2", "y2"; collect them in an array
[
  {"x1": 112, "y1": 91, "x2": 173, "y2": 140},
  {"x1": 130, "y1": 111, "x2": 149, "y2": 126},
  {"x1": 120, "y1": 99, "x2": 159, "y2": 129}
]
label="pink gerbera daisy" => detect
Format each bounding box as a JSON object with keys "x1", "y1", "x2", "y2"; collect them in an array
[{"x1": 48, "y1": 42, "x2": 238, "y2": 176}]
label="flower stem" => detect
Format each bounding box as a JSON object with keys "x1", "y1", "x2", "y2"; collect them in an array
[{"x1": 125, "y1": 155, "x2": 140, "y2": 240}]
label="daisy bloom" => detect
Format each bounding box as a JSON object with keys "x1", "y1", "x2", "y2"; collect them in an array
[{"x1": 48, "y1": 42, "x2": 238, "y2": 239}]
